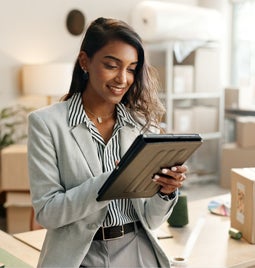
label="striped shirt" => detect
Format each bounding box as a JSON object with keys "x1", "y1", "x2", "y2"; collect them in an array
[{"x1": 68, "y1": 93, "x2": 139, "y2": 227}]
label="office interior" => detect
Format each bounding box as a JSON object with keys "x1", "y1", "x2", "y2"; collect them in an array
[{"x1": 1, "y1": 0, "x2": 255, "y2": 267}]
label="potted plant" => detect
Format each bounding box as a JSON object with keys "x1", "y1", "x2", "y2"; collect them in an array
[
  {"x1": 0, "y1": 104, "x2": 31, "y2": 207},
  {"x1": 0, "y1": 105, "x2": 30, "y2": 150}
]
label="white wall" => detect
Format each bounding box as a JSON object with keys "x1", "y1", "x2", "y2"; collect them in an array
[
  {"x1": 1, "y1": 0, "x2": 230, "y2": 109},
  {"x1": 0, "y1": 0, "x2": 142, "y2": 107}
]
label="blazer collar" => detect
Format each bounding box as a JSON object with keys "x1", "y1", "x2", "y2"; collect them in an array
[{"x1": 71, "y1": 125, "x2": 102, "y2": 176}]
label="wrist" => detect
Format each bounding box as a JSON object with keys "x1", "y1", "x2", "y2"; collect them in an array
[{"x1": 158, "y1": 190, "x2": 177, "y2": 201}]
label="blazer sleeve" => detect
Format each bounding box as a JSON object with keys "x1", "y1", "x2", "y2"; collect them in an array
[{"x1": 28, "y1": 111, "x2": 111, "y2": 229}]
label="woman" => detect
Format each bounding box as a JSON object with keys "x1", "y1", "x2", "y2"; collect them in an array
[{"x1": 28, "y1": 17, "x2": 187, "y2": 268}]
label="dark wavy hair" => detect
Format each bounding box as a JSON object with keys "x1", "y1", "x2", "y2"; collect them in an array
[{"x1": 63, "y1": 17, "x2": 165, "y2": 130}]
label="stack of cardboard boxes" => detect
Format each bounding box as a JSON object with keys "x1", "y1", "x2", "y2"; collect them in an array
[
  {"x1": 220, "y1": 116, "x2": 255, "y2": 188},
  {"x1": 0, "y1": 144, "x2": 32, "y2": 234}
]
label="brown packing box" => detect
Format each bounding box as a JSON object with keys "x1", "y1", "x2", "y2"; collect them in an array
[
  {"x1": 193, "y1": 106, "x2": 218, "y2": 133},
  {"x1": 225, "y1": 87, "x2": 239, "y2": 109},
  {"x1": 231, "y1": 168, "x2": 255, "y2": 244},
  {"x1": 220, "y1": 143, "x2": 255, "y2": 189},
  {"x1": 173, "y1": 106, "x2": 218, "y2": 134},
  {"x1": 1, "y1": 144, "x2": 29, "y2": 191},
  {"x1": 4, "y1": 191, "x2": 32, "y2": 234},
  {"x1": 236, "y1": 116, "x2": 255, "y2": 148},
  {"x1": 173, "y1": 108, "x2": 193, "y2": 133}
]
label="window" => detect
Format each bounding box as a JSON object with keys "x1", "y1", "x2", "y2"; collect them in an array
[{"x1": 232, "y1": 0, "x2": 255, "y2": 107}]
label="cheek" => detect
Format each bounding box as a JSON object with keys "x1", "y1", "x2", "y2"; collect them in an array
[
  {"x1": 93, "y1": 68, "x2": 113, "y2": 83},
  {"x1": 127, "y1": 74, "x2": 135, "y2": 86}
]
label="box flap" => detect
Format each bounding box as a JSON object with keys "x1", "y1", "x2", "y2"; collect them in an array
[
  {"x1": 4, "y1": 192, "x2": 31, "y2": 207},
  {"x1": 232, "y1": 168, "x2": 255, "y2": 181}
]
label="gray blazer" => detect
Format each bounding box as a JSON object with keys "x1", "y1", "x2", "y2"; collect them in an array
[{"x1": 28, "y1": 99, "x2": 175, "y2": 268}]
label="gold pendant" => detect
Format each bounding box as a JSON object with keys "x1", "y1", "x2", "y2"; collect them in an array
[{"x1": 97, "y1": 117, "x2": 103, "y2": 123}]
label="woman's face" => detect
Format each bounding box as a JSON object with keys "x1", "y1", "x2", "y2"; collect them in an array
[{"x1": 80, "y1": 40, "x2": 138, "y2": 105}]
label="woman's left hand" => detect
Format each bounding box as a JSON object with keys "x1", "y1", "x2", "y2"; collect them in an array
[{"x1": 152, "y1": 165, "x2": 188, "y2": 195}]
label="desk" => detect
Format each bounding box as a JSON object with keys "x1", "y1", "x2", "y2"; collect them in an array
[
  {"x1": 13, "y1": 194, "x2": 255, "y2": 268},
  {"x1": 13, "y1": 229, "x2": 46, "y2": 251},
  {"x1": 0, "y1": 230, "x2": 40, "y2": 267},
  {"x1": 159, "y1": 194, "x2": 255, "y2": 268}
]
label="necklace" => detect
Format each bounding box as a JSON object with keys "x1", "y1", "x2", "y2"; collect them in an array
[{"x1": 84, "y1": 106, "x2": 115, "y2": 124}]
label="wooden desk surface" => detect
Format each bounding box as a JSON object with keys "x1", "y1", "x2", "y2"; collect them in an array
[
  {"x1": 12, "y1": 194, "x2": 255, "y2": 268},
  {"x1": 13, "y1": 229, "x2": 46, "y2": 251},
  {"x1": 159, "y1": 194, "x2": 255, "y2": 268},
  {"x1": 0, "y1": 230, "x2": 40, "y2": 267}
]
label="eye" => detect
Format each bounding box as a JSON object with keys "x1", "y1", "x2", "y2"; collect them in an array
[
  {"x1": 104, "y1": 63, "x2": 118, "y2": 70},
  {"x1": 127, "y1": 68, "x2": 136, "y2": 74}
]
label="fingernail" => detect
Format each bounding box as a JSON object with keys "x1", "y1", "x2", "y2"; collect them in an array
[
  {"x1": 161, "y1": 169, "x2": 168, "y2": 174},
  {"x1": 171, "y1": 167, "x2": 177, "y2": 172},
  {"x1": 153, "y1": 175, "x2": 160, "y2": 180}
]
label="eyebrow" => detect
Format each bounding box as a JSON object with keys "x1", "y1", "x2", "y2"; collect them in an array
[{"x1": 104, "y1": 55, "x2": 138, "y2": 66}]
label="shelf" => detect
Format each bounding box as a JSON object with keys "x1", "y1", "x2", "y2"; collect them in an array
[
  {"x1": 172, "y1": 92, "x2": 222, "y2": 100},
  {"x1": 200, "y1": 132, "x2": 222, "y2": 140},
  {"x1": 147, "y1": 42, "x2": 223, "y2": 181},
  {"x1": 159, "y1": 92, "x2": 222, "y2": 100}
]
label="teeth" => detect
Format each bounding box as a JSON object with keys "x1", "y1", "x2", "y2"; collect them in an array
[{"x1": 109, "y1": 86, "x2": 124, "y2": 92}]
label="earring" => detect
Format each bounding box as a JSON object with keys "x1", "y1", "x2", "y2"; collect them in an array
[{"x1": 82, "y1": 68, "x2": 89, "y2": 80}]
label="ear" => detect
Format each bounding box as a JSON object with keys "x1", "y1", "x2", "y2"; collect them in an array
[{"x1": 78, "y1": 51, "x2": 89, "y2": 71}]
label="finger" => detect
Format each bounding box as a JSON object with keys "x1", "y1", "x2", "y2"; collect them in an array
[
  {"x1": 161, "y1": 168, "x2": 186, "y2": 181},
  {"x1": 179, "y1": 173, "x2": 186, "y2": 182},
  {"x1": 171, "y1": 165, "x2": 188, "y2": 173},
  {"x1": 153, "y1": 174, "x2": 182, "y2": 187}
]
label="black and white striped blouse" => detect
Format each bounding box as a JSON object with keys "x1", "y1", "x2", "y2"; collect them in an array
[{"x1": 68, "y1": 93, "x2": 139, "y2": 227}]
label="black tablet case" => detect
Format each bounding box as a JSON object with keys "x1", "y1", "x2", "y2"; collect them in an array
[{"x1": 97, "y1": 133, "x2": 202, "y2": 201}]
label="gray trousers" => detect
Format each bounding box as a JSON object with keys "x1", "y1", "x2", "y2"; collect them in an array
[{"x1": 80, "y1": 225, "x2": 160, "y2": 267}]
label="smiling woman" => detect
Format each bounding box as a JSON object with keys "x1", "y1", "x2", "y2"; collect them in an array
[{"x1": 27, "y1": 17, "x2": 188, "y2": 268}]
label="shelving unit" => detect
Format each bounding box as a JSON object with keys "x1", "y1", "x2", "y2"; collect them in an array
[{"x1": 146, "y1": 41, "x2": 224, "y2": 181}]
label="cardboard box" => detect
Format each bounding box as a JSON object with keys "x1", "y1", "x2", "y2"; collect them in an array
[
  {"x1": 1, "y1": 144, "x2": 29, "y2": 191},
  {"x1": 195, "y1": 48, "x2": 221, "y2": 92},
  {"x1": 236, "y1": 116, "x2": 255, "y2": 148},
  {"x1": 225, "y1": 87, "x2": 239, "y2": 109},
  {"x1": 4, "y1": 191, "x2": 32, "y2": 234},
  {"x1": 231, "y1": 168, "x2": 255, "y2": 244},
  {"x1": 173, "y1": 66, "x2": 194, "y2": 93},
  {"x1": 173, "y1": 106, "x2": 218, "y2": 133},
  {"x1": 173, "y1": 108, "x2": 193, "y2": 133},
  {"x1": 220, "y1": 143, "x2": 255, "y2": 188},
  {"x1": 193, "y1": 106, "x2": 218, "y2": 133}
]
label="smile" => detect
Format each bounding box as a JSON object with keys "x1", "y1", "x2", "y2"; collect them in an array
[{"x1": 108, "y1": 85, "x2": 126, "y2": 94}]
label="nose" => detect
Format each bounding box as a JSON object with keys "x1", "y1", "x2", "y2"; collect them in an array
[{"x1": 115, "y1": 69, "x2": 127, "y2": 84}]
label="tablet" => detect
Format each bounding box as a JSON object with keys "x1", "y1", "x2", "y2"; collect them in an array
[{"x1": 97, "y1": 133, "x2": 202, "y2": 201}]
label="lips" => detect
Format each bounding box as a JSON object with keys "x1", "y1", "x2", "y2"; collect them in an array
[{"x1": 108, "y1": 85, "x2": 126, "y2": 95}]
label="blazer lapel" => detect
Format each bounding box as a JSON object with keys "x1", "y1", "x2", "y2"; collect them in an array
[
  {"x1": 71, "y1": 124, "x2": 102, "y2": 176},
  {"x1": 120, "y1": 126, "x2": 140, "y2": 157},
  {"x1": 71, "y1": 124, "x2": 140, "y2": 175}
]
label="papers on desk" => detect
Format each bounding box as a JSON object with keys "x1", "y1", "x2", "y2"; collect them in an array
[
  {"x1": 0, "y1": 248, "x2": 33, "y2": 268},
  {"x1": 208, "y1": 195, "x2": 231, "y2": 216}
]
